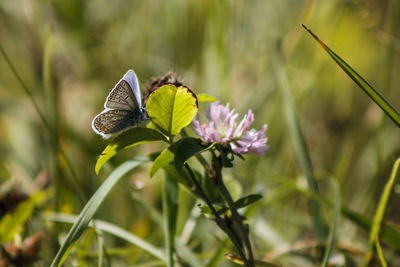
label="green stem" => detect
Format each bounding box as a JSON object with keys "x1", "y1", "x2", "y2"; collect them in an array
[
  {"x1": 212, "y1": 155, "x2": 254, "y2": 267},
  {"x1": 183, "y1": 163, "x2": 249, "y2": 266},
  {"x1": 168, "y1": 134, "x2": 248, "y2": 264},
  {"x1": 218, "y1": 183, "x2": 254, "y2": 266}
]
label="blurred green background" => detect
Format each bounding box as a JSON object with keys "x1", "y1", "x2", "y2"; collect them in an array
[{"x1": 1, "y1": 0, "x2": 400, "y2": 266}]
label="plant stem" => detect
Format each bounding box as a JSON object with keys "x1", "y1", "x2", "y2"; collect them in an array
[
  {"x1": 183, "y1": 163, "x2": 249, "y2": 266},
  {"x1": 211, "y1": 155, "x2": 255, "y2": 267},
  {"x1": 217, "y1": 182, "x2": 254, "y2": 266}
]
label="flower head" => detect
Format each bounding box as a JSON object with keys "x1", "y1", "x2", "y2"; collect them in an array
[{"x1": 192, "y1": 101, "x2": 269, "y2": 155}]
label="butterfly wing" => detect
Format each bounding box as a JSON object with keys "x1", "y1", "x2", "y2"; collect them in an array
[
  {"x1": 92, "y1": 109, "x2": 142, "y2": 138},
  {"x1": 104, "y1": 70, "x2": 142, "y2": 110}
]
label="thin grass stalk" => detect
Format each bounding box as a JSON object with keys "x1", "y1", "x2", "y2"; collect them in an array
[
  {"x1": 0, "y1": 43, "x2": 86, "y2": 203},
  {"x1": 274, "y1": 45, "x2": 327, "y2": 244},
  {"x1": 163, "y1": 174, "x2": 179, "y2": 267},
  {"x1": 321, "y1": 179, "x2": 340, "y2": 267},
  {"x1": 375, "y1": 237, "x2": 388, "y2": 267},
  {"x1": 363, "y1": 158, "x2": 400, "y2": 266}
]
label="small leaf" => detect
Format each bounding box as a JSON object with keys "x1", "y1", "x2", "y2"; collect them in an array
[
  {"x1": 233, "y1": 194, "x2": 263, "y2": 209},
  {"x1": 174, "y1": 137, "x2": 212, "y2": 171},
  {"x1": 147, "y1": 85, "x2": 198, "y2": 136},
  {"x1": 95, "y1": 127, "x2": 167, "y2": 174},
  {"x1": 150, "y1": 148, "x2": 174, "y2": 177},
  {"x1": 197, "y1": 94, "x2": 216, "y2": 102}
]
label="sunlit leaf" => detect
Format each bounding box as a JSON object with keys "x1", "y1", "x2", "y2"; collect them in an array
[
  {"x1": 146, "y1": 85, "x2": 198, "y2": 136},
  {"x1": 95, "y1": 128, "x2": 167, "y2": 174},
  {"x1": 150, "y1": 147, "x2": 174, "y2": 178},
  {"x1": 197, "y1": 93, "x2": 216, "y2": 103}
]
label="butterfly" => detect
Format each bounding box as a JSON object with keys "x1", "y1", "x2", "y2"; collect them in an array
[{"x1": 92, "y1": 70, "x2": 148, "y2": 138}]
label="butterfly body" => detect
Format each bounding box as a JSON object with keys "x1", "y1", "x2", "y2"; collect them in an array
[{"x1": 92, "y1": 70, "x2": 147, "y2": 138}]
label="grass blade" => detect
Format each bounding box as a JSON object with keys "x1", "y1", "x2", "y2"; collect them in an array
[
  {"x1": 0, "y1": 43, "x2": 85, "y2": 202},
  {"x1": 321, "y1": 179, "x2": 340, "y2": 267},
  {"x1": 274, "y1": 46, "x2": 327, "y2": 242},
  {"x1": 129, "y1": 191, "x2": 203, "y2": 267},
  {"x1": 302, "y1": 24, "x2": 400, "y2": 128},
  {"x1": 50, "y1": 158, "x2": 147, "y2": 267},
  {"x1": 363, "y1": 158, "x2": 400, "y2": 266},
  {"x1": 43, "y1": 212, "x2": 166, "y2": 262},
  {"x1": 375, "y1": 237, "x2": 388, "y2": 267},
  {"x1": 163, "y1": 174, "x2": 179, "y2": 267}
]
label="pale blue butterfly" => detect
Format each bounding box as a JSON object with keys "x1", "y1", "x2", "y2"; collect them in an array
[{"x1": 92, "y1": 70, "x2": 147, "y2": 138}]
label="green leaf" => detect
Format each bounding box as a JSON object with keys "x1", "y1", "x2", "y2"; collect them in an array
[
  {"x1": 197, "y1": 94, "x2": 216, "y2": 103},
  {"x1": 0, "y1": 190, "x2": 48, "y2": 243},
  {"x1": 95, "y1": 128, "x2": 167, "y2": 174},
  {"x1": 50, "y1": 158, "x2": 146, "y2": 267},
  {"x1": 174, "y1": 137, "x2": 212, "y2": 171},
  {"x1": 150, "y1": 147, "x2": 174, "y2": 178},
  {"x1": 302, "y1": 24, "x2": 400, "y2": 128},
  {"x1": 147, "y1": 85, "x2": 198, "y2": 136},
  {"x1": 233, "y1": 194, "x2": 263, "y2": 210}
]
